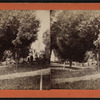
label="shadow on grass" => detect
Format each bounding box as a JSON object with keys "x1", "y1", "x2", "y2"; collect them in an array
[
  {"x1": 51, "y1": 78, "x2": 100, "y2": 90},
  {"x1": 64, "y1": 66, "x2": 81, "y2": 70},
  {"x1": 0, "y1": 74, "x2": 50, "y2": 90},
  {"x1": 42, "y1": 75, "x2": 50, "y2": 90},
  {"x1": 0, "y1": 63, "x2": 50, "y2": 75}
]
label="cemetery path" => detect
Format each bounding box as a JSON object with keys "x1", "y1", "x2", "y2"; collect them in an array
[{"x1": 0, "y1": 68, "x2": 50, "y2": 80}]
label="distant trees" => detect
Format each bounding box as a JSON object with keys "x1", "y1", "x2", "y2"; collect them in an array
[
  {"x1": 0, "y1": 10, "x2": 40, "y2": 65},
  {"x1": 51, "y1": 10, "x2": 100, "y2": 67},
  {"x1": 43, "y1": 29, "x2": 50, "y2": 63},
  {"x1": 94, "y1": 34, "x2": 100, "y2": 70}
]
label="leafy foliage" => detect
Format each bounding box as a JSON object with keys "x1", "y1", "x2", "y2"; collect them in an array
[
  {"x1": 51, "y1": 10, "x2": 100, "y2": 62},
  {"x1": 0, "y1": 10, "x2": 40, "y2": 60}
]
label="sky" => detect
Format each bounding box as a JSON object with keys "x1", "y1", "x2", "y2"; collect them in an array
[{"x1": 31, "y1": 10, "x2": 50, "y2": 54}]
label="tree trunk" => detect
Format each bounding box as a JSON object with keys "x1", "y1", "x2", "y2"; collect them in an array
[
  {"x1": 17, "y1": 55, "x2": 20, "y2": 64},
  {"x1": 69, "y1": 60, "x2": 72, "y2": 67},
  {"x1": 97, "y1": 52, "x2": 100, "y2": 71},
  {"x1": 82, "y1": 62, "x2": 84, "y2": 67},
  {"x1": 75, "y1": 62, "x2": 77, "y2": 67},
  {"x1": 88, "y1": 62, "x2": 89, "y2": 66},
  {"x1": 6, "y1": 61, "x2": 7, "y2": 66},
  {"x1": 15, "y1": 52, "x2": 18, "y2": 69}
]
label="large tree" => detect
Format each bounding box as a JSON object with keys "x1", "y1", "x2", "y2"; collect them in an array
[
  {"x1": 51, "y1": 10, "x2": 100, "y2": 67},
  {"x1": 0, "y1": 10, "x2": 40, "y2": 64}
]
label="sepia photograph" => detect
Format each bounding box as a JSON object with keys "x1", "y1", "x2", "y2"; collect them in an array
[
  {"x1": 0, "y1": 10, "x2": 50, "y2": 90},
  {"x1": 51, "y1": 10, "x2": 100, "y2": 89}
]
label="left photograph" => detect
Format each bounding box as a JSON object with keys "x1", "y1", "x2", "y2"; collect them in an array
[{"x1": 0, "y1": 10, "x2": 50, "y2": 90}]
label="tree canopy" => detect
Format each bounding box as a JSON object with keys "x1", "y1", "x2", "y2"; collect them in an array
[
  {"x1": 51, "y1": 10, "x2": 100, "y2": 64},
  {"x1": 0, "y1": 10, "x2": 40, "y2": 61}
]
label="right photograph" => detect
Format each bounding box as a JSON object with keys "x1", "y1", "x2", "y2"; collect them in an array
[{"x1": 50, "y1": 10, "x2": 100, "y2": 89}]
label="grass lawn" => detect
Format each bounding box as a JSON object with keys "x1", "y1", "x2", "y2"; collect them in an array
[
  {"x1": 0, "y1": 75, "x2": 50, "y2": 90},
  {"x1": 52, "y1": 78, "x2": 100, "y2": 89},
  {"x1": 51, "y1": 66, "x2": 97, "y2": 79},
  {"x1": 42, "y1": 75, "x2": 50, "y2": 90},
  {"x1": 0, "y1": 63, "x2": 49, "y2": 75},
  {"x1": 0, "y1": 63, "x2": 50, "y2": 90},
  {"x1": 51, "y1": 65, "x2": 100, "y2": 89}
]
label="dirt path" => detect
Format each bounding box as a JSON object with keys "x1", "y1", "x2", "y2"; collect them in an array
[
  {"x1": 51, "y1": 67, "x2": 82, "y2": 71},
  {"x1": 0, "y1": 68, "x2": 50, "y2": 80},
  {"x1": 51, "y1": 62, "x2": 92, "y2": 69},
  {"x1": 52, "y1": 72, "x2": 100, "y2": 84}
]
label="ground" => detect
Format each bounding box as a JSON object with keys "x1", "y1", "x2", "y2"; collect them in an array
[
  {"x1": 0, "y1": 62, "x2": 50, "y2": 90},
  {"x1": 0, "y1": 74, "x2": 50, "y2": 90},
  {"x1": 51, "y1": 62, "x2": 100, "y2": 89},
  {"x1": 0, "y1": 62, "x2": 49, "y2": 75}
]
